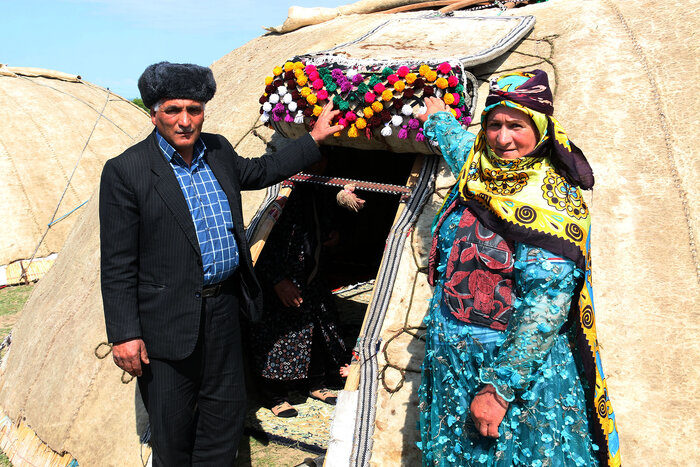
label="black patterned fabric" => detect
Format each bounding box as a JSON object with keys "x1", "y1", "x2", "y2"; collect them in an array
[
  {"x1": 437, "y1": 202, "x2": 515, "y2": 331},
  {"x1": 252, "y1": 185, "x2": 347, "y2": 381}
]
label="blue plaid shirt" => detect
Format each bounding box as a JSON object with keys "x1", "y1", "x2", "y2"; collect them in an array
[{"x1": 156, "y1": 130, "x2": 239, "y2": 285}]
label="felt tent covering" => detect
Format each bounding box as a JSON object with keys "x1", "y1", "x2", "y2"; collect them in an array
[
  {"x1": 0, "y1": 66, "x2": 151, "y2": 284},
  {"x1": 0, "y1": 0, "x2": 697, "y2": 465}
]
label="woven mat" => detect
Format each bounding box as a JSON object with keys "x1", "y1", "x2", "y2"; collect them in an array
[
  {"x1": 244, "y1": 391, "x2": 337, "y2": 454},
  {"x1": 243, "y1": 285, "x2": 371, "y2": 452}
]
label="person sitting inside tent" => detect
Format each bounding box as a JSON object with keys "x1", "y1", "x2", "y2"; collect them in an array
[
  {"x1": 416, "y1": 70, "x2": 620, "y2": 466},
  {"x1": 251, "y1": 161, "x2": 349, "y2": 418}
]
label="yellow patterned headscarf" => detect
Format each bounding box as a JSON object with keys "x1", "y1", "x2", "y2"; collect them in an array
[
  {"x1": 456, "y1": 98, "x2": 591, "y2": 269},
  {"x1": 449, "y1": 70, "x2": 621, "y2": 466}
]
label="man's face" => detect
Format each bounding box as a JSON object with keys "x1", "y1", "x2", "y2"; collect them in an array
[{"x1": 150, "y1": 99, "x2": 204, "y2": 155}]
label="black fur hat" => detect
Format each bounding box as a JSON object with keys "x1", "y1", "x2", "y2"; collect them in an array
[{"x1": 138, "y1": 61, "x2": 216, "y2": 109}]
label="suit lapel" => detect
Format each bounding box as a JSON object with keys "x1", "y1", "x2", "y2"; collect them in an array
[{"x1": 148, "y1": 133, "x2": 201, "y2": 255}]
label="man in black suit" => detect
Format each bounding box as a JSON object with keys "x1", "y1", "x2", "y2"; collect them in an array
[{"x1": 99, "y1": 61, "x2": 342, "y2": 466}]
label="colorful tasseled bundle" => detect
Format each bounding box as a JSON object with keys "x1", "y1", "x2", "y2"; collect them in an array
[{"x1": 259, "y1": 60, "x2": 472, "y2": 141}]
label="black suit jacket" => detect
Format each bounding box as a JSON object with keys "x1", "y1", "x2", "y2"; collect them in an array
[{"x1": 99, "y1": 130, "x2": 321, "y2": 360}]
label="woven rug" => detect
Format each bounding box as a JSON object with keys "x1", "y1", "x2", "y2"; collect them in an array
[{"x1": 244, "y1": 392, "x2": 337, "y2": 454}]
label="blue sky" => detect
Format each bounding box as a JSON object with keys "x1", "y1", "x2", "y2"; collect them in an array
[{"x1": 2, "y1": 0, "x2": 347, "y2": 99}]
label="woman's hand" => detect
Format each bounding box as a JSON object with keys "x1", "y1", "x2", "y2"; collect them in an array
[
  {"x1": 470, "y1": 385, "x2": 509, "y2": 438},
  {"x1": 417, "y1": 96, "x2": 449, "y2": 123},
  {"x1": 273, "y1": 279, "x2": 303, "y2": 308}
]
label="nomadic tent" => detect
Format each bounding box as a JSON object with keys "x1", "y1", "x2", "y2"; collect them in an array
[
  {"x1": 0, "y1": 0, "x2": 697, "y2": 465},
  {"x1": 0, "y1": 66, "x2": 150, "y2": 285}
]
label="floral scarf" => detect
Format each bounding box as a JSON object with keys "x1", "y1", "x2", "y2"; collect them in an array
[{"x1": 445, "y1": 70, "x2": 621, "y2": 466}]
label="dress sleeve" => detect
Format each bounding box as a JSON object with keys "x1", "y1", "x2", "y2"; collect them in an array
[
  {"x1": 422, "y1": 112, "x2": 476, "y2": 177},
  {"x1": 478, "y1": 244, "x2": 583, "y2": 402}
]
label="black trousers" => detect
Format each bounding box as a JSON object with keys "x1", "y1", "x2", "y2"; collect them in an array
[{"x1": 138, "y1": 289, "x2": 246, "y2": 466}]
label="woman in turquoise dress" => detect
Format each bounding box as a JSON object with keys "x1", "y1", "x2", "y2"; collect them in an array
[{"x1": 417, "y1": 70, "x2": 620, "y2": 466}]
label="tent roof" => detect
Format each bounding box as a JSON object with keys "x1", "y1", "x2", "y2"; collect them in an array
[{"x1": 0, "y1": 66, "x2": 151, "y2": 268}]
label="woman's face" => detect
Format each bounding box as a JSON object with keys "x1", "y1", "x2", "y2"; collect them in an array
[{"x1": 485, "y1": 106, "x2": 538, "y2": 159}]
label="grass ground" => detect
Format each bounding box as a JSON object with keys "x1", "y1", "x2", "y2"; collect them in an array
[
  {"x1": 0, "y1": 283, "x2": 316, "y2": 466},
  {"x1": 0, "y1": 283, "x2": 34, "y2": 466},
  {"x1": 0, "y1": 284, "x2": 34, "y2": 340},
  {"x1": 236, "y1": 435, "x2": 318, "y2": 466}
]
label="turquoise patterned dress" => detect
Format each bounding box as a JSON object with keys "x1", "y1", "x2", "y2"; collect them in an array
[{"x1": 418, "y1": 113, "x2": 600, "y2": 466}]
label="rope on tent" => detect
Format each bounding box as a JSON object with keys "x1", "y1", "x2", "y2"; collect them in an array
[
  {"x1": 94, "y1": 342, "x2": 112, "y2": 359},
  {"x1": 19, "y1": 90, "x2": 111, "y2": 284},
  {"x1": 377, "y1": 269, "x2": 425, "y2": 394},
  {"x1": 93, "y1": 341, "x2": 135, "y2": 383},
  {"x1": 47, "y1": 199, "x2": 89, "y2": 227}
]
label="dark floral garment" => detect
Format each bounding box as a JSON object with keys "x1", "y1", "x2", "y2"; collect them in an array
[
  {"x1": 433, "y1": 202, "x2": 515, "y2": 331},
  {"x1": 252, "y1": 185, "x2": 347, "y2": 381}
]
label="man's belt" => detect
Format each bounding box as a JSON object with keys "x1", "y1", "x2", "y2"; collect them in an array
[{"x1": 201, "y1": 282, "x2": 229, "y2": 298}]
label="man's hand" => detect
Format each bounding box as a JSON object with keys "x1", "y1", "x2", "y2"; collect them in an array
[
  {"x1": 273, "y1": 279, "x2": 303, "y2": 308},
  {"x1": 470, "y1": 384, "x2": 509, "y2": 438},
  {"x1": 112, "y1": 338, "x2": 149, "y2": 377},
  {"x1": 309, "y1": 102, "x2": 344, "y2": 143},
  {"x1": 418, "y1": 96, "x2": 449, "y2": 123}
]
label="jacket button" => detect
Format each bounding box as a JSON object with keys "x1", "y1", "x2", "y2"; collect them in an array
[{"x1": 195, "y1": 292, "x2": 201, "y2": 298}]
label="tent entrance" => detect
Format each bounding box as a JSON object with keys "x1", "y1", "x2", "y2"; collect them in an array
[
  {"x1": 315, "y1": 146, "x2": 419, "y2": 352},
  {"x1": 245, "y1": 147, "x2": 436, "y2": 452},
  {"x1": 249, "y1": 146, "x2": 419, "y2": 365}
]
